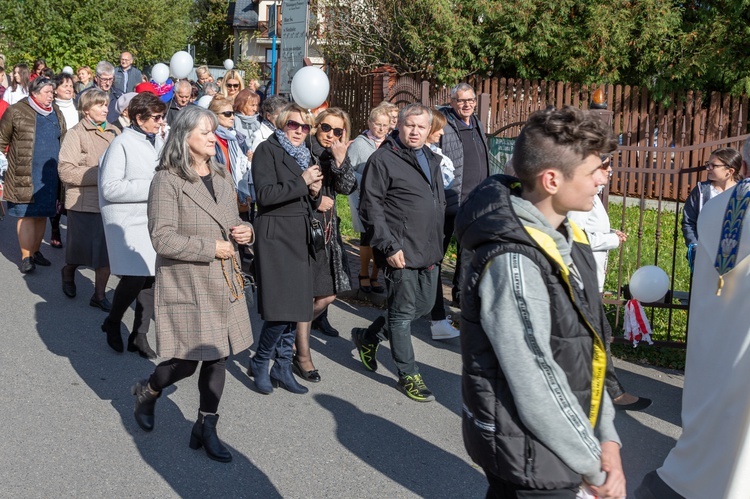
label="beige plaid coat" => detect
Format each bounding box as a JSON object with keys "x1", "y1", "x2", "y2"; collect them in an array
[{"x1": 147, "y1": 169, "x2": 253, "y2": 361}]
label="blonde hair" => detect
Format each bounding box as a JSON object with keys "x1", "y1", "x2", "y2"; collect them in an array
[
  {"x1": 315, "y1": 107, "x2": 351, "y2": 142},
  {"x1": 429, "y1": 109, "x2": 447, "y2": 136},
  {"x1": 220, "y1": 70, "x2": 245, "y2": 98},
  {"x1": 275, "y1": 103, "x2": 315, "y2": 130}
]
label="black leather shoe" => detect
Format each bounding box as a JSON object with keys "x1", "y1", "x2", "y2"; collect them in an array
[
  {"x1": 61, "y1": 269, "x2": 76, "y2": 298},
  {"x1": 132, "y1": 379, "x2": 160, "y2": 432},
  {"x1": 101, "y1": 319, "x2": 124, "y2": 352},
  {"x1": 292, "y1": 355, "x2": 321, "y2": 382},
  {"x1": 32, "y1": 251, "x2": 51, "y2": 266},
  {"x1": 127, "y1": 332, "x2": 157, "y2": 359},
  {"x1": 20, "y1": 257, "x2": 36, "y2": 274},
  {"x1": 189, "y1": 413, "x2": 232, "y2": 463},
  {"x1": 312, "y1": 314, "x2": 339, "y2": 337},
  {"x1": 614, "y1": 396, "x2": 652, "y2": 412},
  {"x1": 90, "y1": 295, "x2": 112, "y2": 312}
]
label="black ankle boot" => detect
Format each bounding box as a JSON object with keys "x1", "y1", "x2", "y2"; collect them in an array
[
  {"x1": 131, "y1": 379, "x2": 161, "y2": 432},
  {"x1": 312, "y1": 309, "x2": 339, "y2": 337},
  {"x1": 127, "y1": 333, "x2": 157, "y2": 359},
  {"x1": 102, "y1": 319, "x2": 124, "y2": 353},
  {"x1": 270, "y1": 328, "x2": 308, "y2": 394},
  {"x1": 189, "y1": 413, "x2": 232, "y2": 463}
]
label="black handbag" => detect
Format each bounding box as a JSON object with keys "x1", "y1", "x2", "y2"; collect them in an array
[{"x1": 307, "y1": 198, "x2": 326, "y2": 254}]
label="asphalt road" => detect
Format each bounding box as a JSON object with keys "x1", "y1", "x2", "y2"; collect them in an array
[{"x1": 0, "y1": 215, "x2": 683, "y2": 498}]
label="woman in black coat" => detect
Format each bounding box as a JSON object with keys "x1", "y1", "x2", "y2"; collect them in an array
[
  {"x1": 293, "y1": 108, "x2": 357, "y2": 382},
  {"x1": 248, "y1": 103, "x2": 323, "y2": 395}
]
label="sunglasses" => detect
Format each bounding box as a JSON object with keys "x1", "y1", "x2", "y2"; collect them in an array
[
  {"x1": 319, "y1": 123, "x2": 344, "y2": 137},
  {"x1": 148, "y1": 114, "x2": 164, "y2": 122},
  {"x1": 218, "y1": 111, "x2": 235, "y2": 117},
  {"x1": 225, "y1": 83, "x2": 240, "y2": 89},
  {"x1": 286, "y1": 120, "x2": 311, "y2": 133}
]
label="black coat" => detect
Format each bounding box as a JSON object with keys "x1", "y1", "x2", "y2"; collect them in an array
[
  {"x1": 252, "y1": 133, "x2": 319, "y2": 322},
  {"x1": 359, "y1": 133, "x2": 446, "y2": 269}
]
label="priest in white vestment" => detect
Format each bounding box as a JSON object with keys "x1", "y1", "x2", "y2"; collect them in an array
[{"x1": 636, "y1": 178, "x2": 750, "y2": 499}]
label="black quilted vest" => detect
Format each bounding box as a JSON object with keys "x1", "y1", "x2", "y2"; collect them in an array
[{"x1": 456, "y1": 175, "x2": 609, "y2": 489}]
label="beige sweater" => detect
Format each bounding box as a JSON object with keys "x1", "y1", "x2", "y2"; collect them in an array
[{"x1": 58, "y1": 119, "x2": 119, "y2": 212}]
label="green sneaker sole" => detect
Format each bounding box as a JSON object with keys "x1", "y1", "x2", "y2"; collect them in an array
[{"x1": 351, "y1": 328, "x2": 378, "y2": 372}]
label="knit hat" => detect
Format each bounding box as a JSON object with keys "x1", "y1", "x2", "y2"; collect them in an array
[{"x1": 115, "y1": 92, "x2": 137, "y2": 115}]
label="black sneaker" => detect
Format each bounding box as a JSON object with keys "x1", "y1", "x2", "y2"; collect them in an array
[
  {"x1": 351, "y1": 327, "x2": 379, "y2": 372},
  {"x1": 397, "y1": 374, "x2": 435, "y2": 402},
  {"x1": 313, "y1": 315, "x2": 340, "y2": 337},
  {"x1": 33, "y1": 251, "x2": 51, "y2": 266}
]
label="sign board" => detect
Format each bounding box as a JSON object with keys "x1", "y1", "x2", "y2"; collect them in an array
[
  {"x1": 279, "y1": 0, "x2": 309, "y2": 95},
  {"x1": 268, "y1": 6, "x2": 277, "y2": 38},
  {"x1": 488, "y1": 136, "x2": 516, "y2": 175}
]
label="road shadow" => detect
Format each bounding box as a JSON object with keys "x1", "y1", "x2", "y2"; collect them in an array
[
  {"x1": 22, "y1": 244, "x2": 279, "y2": 497},
  {"x1": 315, "y1": 393, "x2": 485, "y2": 498}
]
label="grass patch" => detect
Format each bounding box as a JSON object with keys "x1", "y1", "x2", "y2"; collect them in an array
[
  {"x1": 604, "y1": 202, "x2": 691, "y2": 346},
  {"x1": 611, "y1": 343, "x2": 686, "y2": 371}
]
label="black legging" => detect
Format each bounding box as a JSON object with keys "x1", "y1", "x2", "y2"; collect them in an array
[
  {"x1": 149, "y1": 358, "x2": 227, "y2": 414},
  {"x1": 108, "y1": 275, "x2": 155, "y2": 327}
]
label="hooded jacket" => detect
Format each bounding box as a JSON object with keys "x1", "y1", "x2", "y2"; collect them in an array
[
  {"x1": 456, "y1": 175, "x2": 619, "y2": 489},
  {"x1": 359, "y1": 132, "x2": 445, "y2": 269}
]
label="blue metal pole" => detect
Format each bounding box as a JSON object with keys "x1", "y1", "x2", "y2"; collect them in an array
[{"x1": 270, "y1": 31, "x2": 278, "y2": 95}]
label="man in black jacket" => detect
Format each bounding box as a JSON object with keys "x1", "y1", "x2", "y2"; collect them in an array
[{"x1": 352, "y1": 103, "x2": 446, "y2": 402}]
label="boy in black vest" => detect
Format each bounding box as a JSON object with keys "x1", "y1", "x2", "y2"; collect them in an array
[{"x1": 456, "y1": 106, "x2": 625, "y2": 498}]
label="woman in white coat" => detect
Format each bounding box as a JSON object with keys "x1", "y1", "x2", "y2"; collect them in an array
[{"x1": 99, "y1": 92, "x2": 167, "y2": 357}]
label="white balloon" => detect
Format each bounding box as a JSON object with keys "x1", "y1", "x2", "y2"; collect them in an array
[
  {"x1": 151, "y1": 63, "x2": 170, "y2": 85},
  {"x1": 62, "y1": 66, "x2": 73, "y2": 75},
  {"x1": 196, "y1": 95, "x2": 214, "y2": 109},
  {"x1": 290, "y1": 66, "x2": 329, "y2": 109},
  {"x1": 223, "y1": 59, "x2": 234, "y2": 70},
  {"x1": 169, "y1": 51, "x2": 193, "y2": 79},
  {"x1": 629, "y1": 265, "x2": 670, "y2": 303}
]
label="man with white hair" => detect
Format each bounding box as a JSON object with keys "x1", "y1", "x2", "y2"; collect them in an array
[
  {"x1": 165, "y1": 80, "x2": 192, "y2": 124},
  {"x1": 114, "y1": 51, "x2": 142, "y2": 94},
  {"x1": 78, "y1": 61, "x2": 123, "y2": 123}
]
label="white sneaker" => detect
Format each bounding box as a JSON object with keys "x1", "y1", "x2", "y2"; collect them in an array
[{"x1": 431, "y1": 317, "x2": 460, "y2": 340}]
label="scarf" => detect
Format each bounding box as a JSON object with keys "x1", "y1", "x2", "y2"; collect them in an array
[
  {"x1": 130, "y1": 123, "x2": 156, "y2": 146},
  {"x1": 261, "y1": 118, "x2": 276, "y2": 131},
  {"x1": 235, "y1": 113, "x2": 261, "y2": 138},
  {"x1": 215, "y1": 126, "x2": 254, "y2": 201},
  {"x1": 28, "y1": 95, "x2": 53, "y2": 116},
  {"x1": 365, "y1": 129, "x2": 385, "y2": 149},
  {"x1": 714, "y1": 179, "x2": 750, "y2": 295},
  {"x1": 89, "y1": 119, "x2": 107, "y2": 132},
  {"x1": 274, "y1": 128, "x2": 311, "y2": 170}
]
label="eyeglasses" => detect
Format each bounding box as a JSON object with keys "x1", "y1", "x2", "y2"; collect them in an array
[
  {"x1": 286, "y1": 120, "x2": 311, "y2": 133},
  {"x1": 371, "y1": 123, "x2": 390, "y2": 129},
  {"x1": 97, "y1": 76, "x2": 114, "y2": 82},
  {"x1": 453, "y1": 97, "x2": 477, "y2": 105},
  {"x1": 705, "y1": 161, "x2": 728, "y2": 170},
  {"x1": 319, "y1": 122, "x2": 344, "y2": 137},
  {"x1": 218, "y1": 111, "x2": 235, "y2": 117},
  {"x1": 599, "y1": 154, "x2": 612, "y2": 168},
  {"x1": 147, "y1": 114, "x2": 164, "y2": 122},
  {"x1": 225, "y1": 83, "x2": 240, "y2": 89}
]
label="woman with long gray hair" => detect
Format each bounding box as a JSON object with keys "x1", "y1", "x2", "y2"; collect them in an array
[{"x1": 131, "y1": 106, "x2": 254, "y2": 463}]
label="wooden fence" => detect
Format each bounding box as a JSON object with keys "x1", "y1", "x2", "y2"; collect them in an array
[{"x1": 328, "y1": 68, "x2": 750, "y2": 201}]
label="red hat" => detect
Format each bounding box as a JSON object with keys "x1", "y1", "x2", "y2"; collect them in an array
[{"x1": 135, "y1": 82, "x2": 158, "y2": 95}]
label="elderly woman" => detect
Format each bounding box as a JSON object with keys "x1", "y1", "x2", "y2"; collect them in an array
[
  {"x1": 0, "y1": 77, "x2": 67, "y2": 273},
  {"x1": 131, "y1": 106, "x2": 253, "y2": 463},
  {"x1": 220, "y1": 70, "x2": 244, "y2": 102},
  {"x1": 233, "y1": 88, "x2": 261, "y2": 151},
  {"x1": 3, "y1": 64, "x2": 30, "y2": 105},
  {"x1": 57, "y1": 89, "x2": 119, "y2": 305},
  {"x1": 99, "y1": 92, "x2": 167, "y2": 357},
  {"x1": 683, "y1": 147, "x2": 743, "y2": 268},
  {"x1": 195, "y1": 66, "x2": 214, "y2": 88},
  {"x1": 75, "y1": 66, "x2": 93, "y2": 94},
  {"x1": 209, "y1": 95, "x2": 253, "y2": 214},
  {"x1": 249, "y1": 103, "x2": 323, "y2": 394},
  {"x1": 346, "y1": 106, "x2": 391, "y2": 294},
  {"x1": 292, "y1": 108, "x2": 357, "y2": 382}
]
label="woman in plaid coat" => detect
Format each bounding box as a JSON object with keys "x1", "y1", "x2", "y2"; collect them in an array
[{"x1": 131, "y1": 106, "x2": 254, "y2": 463}]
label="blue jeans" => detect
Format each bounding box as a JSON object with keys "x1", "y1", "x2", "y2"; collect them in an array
[{"x1": 367, "y1": 266, "x2": 438, "y2": 377}]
